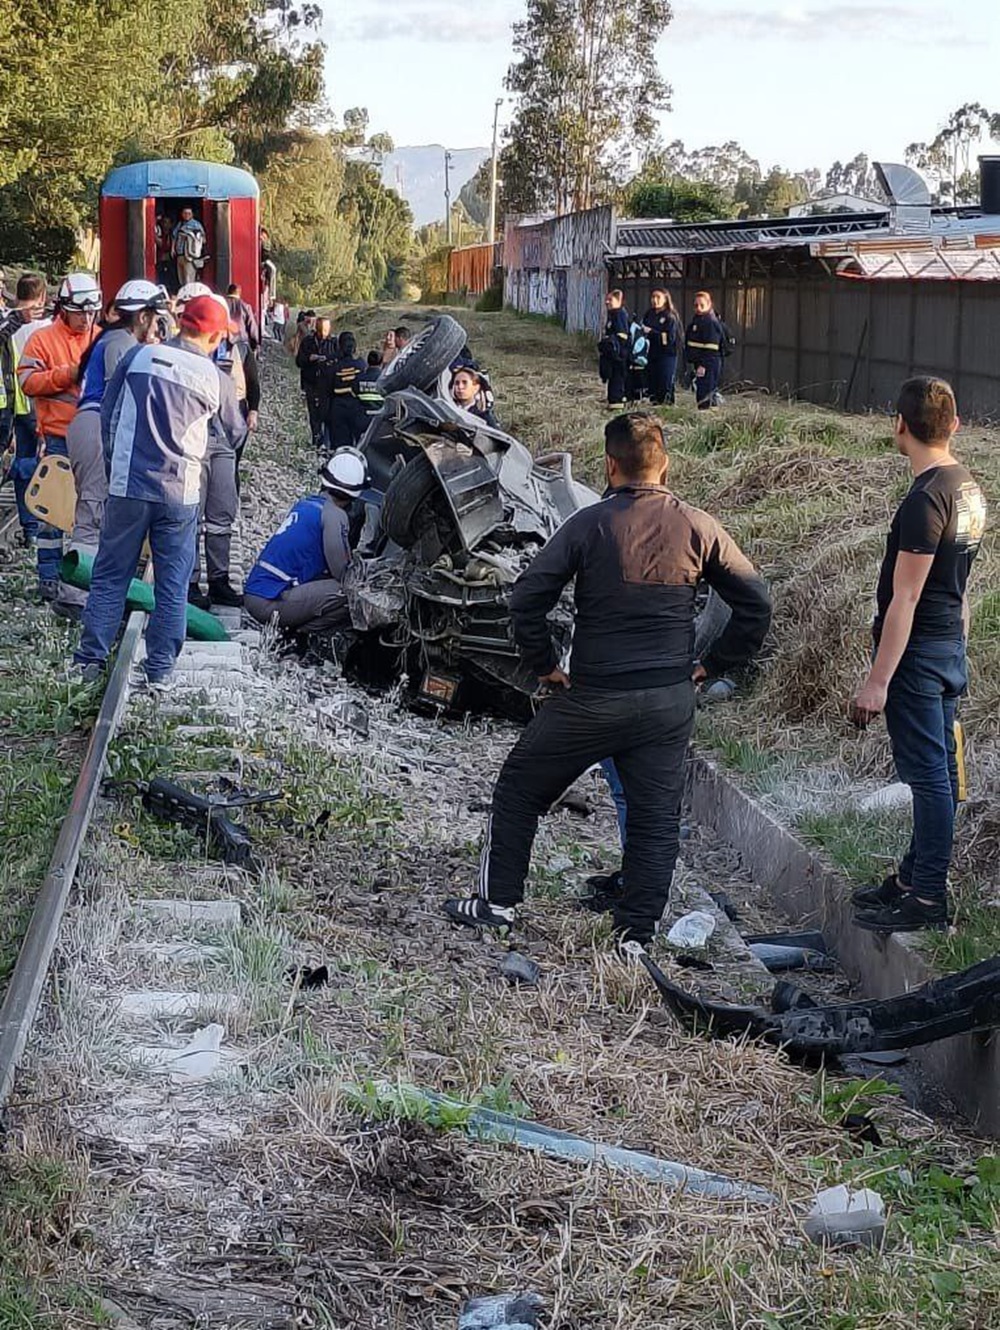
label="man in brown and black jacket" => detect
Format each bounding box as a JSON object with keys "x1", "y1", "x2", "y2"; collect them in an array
[{"x1": 444, "y1": 412, "x2": 772, "y2": 947}]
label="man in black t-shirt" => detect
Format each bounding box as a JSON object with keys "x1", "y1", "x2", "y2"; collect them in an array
[{"x1": 849, "y1": 376, "x2": 986, "y2": 933}]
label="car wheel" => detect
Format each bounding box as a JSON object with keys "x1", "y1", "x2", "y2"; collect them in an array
[
  {"x1": 381, "y1": 454, "x2": 441, "y2": 549},
  {"x1": 377, "y1": 316, "x2": 469, "y2": 394}
]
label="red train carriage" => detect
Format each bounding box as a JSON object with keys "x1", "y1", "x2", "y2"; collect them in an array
[{"x1": 99, "y1": 160, "x2": 262, "y2": 321}]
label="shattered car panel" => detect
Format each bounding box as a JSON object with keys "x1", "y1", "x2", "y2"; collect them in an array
[
  {"x1": 345, "y1": 378, "x2": 597, "y2": 711},
  {"x1": 642, "y1": 953, "x2": 1000, "y2": 1057}
]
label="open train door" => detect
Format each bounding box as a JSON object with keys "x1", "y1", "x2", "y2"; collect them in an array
[{"x1": 99, "y1": 193, "x2": 156, "y2": 303}]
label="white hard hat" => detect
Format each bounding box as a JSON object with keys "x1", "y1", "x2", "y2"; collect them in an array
[
  {"x1": 58, "y1": 272, "x2": 102, "y2": 312},
  {"x1": 176, "y1": 281, "x2": 212, "y2": 305},
  {"x1": 320, "y1": 447, "x2": 369, "y2": 498},
  {"x1": 114, "y1": 279, "x2": 168, "y2": 313}
]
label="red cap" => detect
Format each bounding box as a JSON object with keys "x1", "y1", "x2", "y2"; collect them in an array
[{"x1": 179, "y1": 295, "x2": 230, "y2": 336}]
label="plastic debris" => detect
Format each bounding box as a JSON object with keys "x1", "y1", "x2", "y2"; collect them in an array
[
  {"x1": 546, "y1": 854, "x2": 574, "y2": 873},
  {"x1": 287, "y1": 964, "x2": 329, "y2": 989},
  {"x1": 860, "y1": 782, "x2": 911, "y2": 812},
  {"x1": 804, "y1": 1184, "x2": 886, "y2": 1248},
  {"x1": 458, "y1": 1292, "x2": 544, "y2": 1329},
  {"x1": 666, "y1": 910, "x2": 717, "y2": 949},
  {"x1": 749, "y1": 942, "x2": 836, "y2": 973},
  {"x1": 700, "y1": 677, "x2": 737, "y2": 704},
  {"x1": 500, "y1": 952, "x2": 541, "y2": 986}
]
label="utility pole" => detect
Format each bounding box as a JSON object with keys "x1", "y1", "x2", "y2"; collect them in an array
[
  {"x1": 488, "y1": 98, "x2": 503, "y2": 246},
  {"x1": 444, "y1": 150, "x2": 453, "y2": 244}
]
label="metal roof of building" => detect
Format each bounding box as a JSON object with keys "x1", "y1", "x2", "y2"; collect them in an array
[
  {"x1": 613, "y1": 208, "x2": 996, "y2": 258},
  {"x1": 840, "y1": 249, "x2": 1000, "y2": 281}
]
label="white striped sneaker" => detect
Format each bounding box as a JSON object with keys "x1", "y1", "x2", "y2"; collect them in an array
[{"x1": 442, "y1": 897, "x2": 515, "y2": 930}]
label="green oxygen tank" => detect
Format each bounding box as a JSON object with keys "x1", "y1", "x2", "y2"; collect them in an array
[{"x1": 60, "y1": 551, "x2": 229, "y2": 642}]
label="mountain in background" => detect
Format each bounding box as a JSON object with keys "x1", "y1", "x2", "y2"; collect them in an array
[{"x1": 381, "y1": 145, "x2": 489, "y2": 227}]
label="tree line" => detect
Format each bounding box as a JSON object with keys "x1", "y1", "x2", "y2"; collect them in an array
[
  {"x1": 0, "y1": 3, "x2": 413, "y2": 303},
  {"x1": 492, "y1": 1, "x2": 998, "y2": 223}
]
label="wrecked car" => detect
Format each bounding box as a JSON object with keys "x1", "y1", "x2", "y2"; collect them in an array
[{"x1": 340, "y1": 314, "x2": 598, "y2": 714}]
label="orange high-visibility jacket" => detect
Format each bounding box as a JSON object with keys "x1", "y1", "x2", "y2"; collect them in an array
[{"x1": 18, "y1": 317, "x2": 98, "y2": 440}]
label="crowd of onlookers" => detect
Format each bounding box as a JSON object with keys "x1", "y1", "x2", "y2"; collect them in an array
[{"x1": 286, "y1": 311, "x2": 498, "y2": 456}]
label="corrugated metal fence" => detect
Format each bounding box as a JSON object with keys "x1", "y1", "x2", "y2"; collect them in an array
[
  {"x1": 612, "y1": 250, "x2": 1000, "y2": 419},
  {"x1": 503, "y1": 206, "x2": 614, "y2": 335},
  {"x1": 448, "y1": 242, "x2": 503, "y2": 297}
]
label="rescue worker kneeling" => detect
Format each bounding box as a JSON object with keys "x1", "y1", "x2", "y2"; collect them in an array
[{"x1": 243, "y1": 447, "x2": 367, "y2": 636}]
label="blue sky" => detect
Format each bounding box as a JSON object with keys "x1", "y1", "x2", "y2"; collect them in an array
[{"x1": 325, "y1": 0, "x2": 1000, "y2": 173}]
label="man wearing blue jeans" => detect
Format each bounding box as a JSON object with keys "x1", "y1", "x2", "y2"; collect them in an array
[
  {"x1": 850, "y1": 376, "x2": 986, "y2": 933},
  {"x1": 73, "y1": 296, "x2": 246, "y2": 689}
]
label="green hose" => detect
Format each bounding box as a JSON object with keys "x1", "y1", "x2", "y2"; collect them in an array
[{"x1": 60, "y1": 551, "x2": 229, "y2": 642}]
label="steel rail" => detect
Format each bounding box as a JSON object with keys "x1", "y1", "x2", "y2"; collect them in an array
[{"x1": 0, "y1": 603, "x2": 147, "y2": 1105}]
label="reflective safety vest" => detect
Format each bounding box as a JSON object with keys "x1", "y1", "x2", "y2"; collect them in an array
[
  {"x1": 245, "y1": 494, "x2": 328, "y2": 600},
  {"x1": 357, "y1": 367, "x2": 384, "y2": 414}
]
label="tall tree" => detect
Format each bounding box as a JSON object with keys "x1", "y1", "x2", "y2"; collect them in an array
[
  {"x1": 907, "y1": 103, "x2": 993, "y2": 203},
  {"x1": 503, "y1": 0, "x2": 672, "y2": 215}
]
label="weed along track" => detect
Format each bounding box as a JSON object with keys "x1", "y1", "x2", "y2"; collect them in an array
[{"x1": 2, "y1": 316, "x2": 1000, "y2": 1328}]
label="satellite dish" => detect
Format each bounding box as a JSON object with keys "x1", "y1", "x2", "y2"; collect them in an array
[{"x1": 874, "y1": 163, "x2": 931, "y2": 207}]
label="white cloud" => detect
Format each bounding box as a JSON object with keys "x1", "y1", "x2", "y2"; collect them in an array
[
  {"x1": 329, "y1": 1, "x2": 518, "y2": 44},
  {"x1": 670, "y1": 2, "x2": 970, "y2": 45}
]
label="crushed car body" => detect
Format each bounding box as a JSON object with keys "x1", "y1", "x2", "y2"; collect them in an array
[{"x1": 338, "y1": 316, "x2": 598, "y2": 713}]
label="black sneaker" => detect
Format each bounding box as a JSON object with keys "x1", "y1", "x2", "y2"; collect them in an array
[
  {"x1": 51, "y1": 599, "x2": 83, "y2": 623},
  {"x1": 853, "y1": 893, "x2": 949, "y2": 934},
  {"x1": 851, "y1": 873, "x2": 902, "y2": 911},
  {"x1": 442, "y1": 897, "x2": 515, "y2": 930},
  {"x1": 188, "y1": 583, "x2": 212, "y2": 611},
  {"x1": 38, "y1": 579, "x2": 59, "y2": 603},
  {"x1": 208, "y1": 579, "x2": 244, "y2": 608}
]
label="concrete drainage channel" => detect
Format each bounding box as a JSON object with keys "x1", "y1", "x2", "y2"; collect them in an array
[{"x1": 687, "y1": 753, "x2": 1000, "y2": 1137}]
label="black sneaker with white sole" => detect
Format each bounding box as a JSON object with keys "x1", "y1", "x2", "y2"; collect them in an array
[
  {"x1": 851, "y1": 872, "x2": 902, "y2": 911},
  {"x1": 442, "y1": 897, "x2": 515, "y2": 930},
  {"x1": 853, "y1": 893, "x2": 949, "y2": 934}
]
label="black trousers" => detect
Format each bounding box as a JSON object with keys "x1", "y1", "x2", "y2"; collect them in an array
[
  {"x1": 694, "y1": 354, "x2": 722, "y2": 408},
  {"x1": 305, "y1": 391, "x2": 328, "y2": 452},
  {"x1": 480, "y1": 681, "x2": 695, "y2": 939},
  {"x1": 648, "y1": 353, "x2": 677, "y2": 404},
  {"x1": 327, "y1": 396, "x2": 367, "y2": 450}
]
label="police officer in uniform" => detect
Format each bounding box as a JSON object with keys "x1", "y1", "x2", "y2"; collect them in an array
[
  {"x1": 684, "y1": 291, "x2": 727, "y2": 410},
  {"x1": 642, "y1": 288, "x2": 683, "y2": 405},
  {"x1": 326, "y1": 331, "x2": 367, "y2": 450},
  {"x1": 243, "y1": 448, "x2": 367, "y2": 635},
  {"x1": 599, "y1": 289, "x2": 631, "y2": 408}
]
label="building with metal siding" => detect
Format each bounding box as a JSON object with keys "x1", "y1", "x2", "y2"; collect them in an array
[
  {"x1": 608, "y1": 185, "x2": 1000, "y2": 418},
  {"x1": 503, "y1": 206, "x2": 614, "y2": 334}
]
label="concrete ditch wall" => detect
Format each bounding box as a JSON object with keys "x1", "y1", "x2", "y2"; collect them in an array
[{"x1": 686, "y1": 753, "x2": 1000, "y2": 1137}]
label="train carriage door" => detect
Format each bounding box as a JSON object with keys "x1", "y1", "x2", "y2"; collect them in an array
[
  {"x1": 126, "y1": 197, "x2": 156, "y2": 282},
  {"x1": 213, "y1": 200, "x2": 232, "y2": 295}
]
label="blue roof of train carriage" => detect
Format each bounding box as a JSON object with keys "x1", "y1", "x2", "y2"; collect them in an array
[{"x1": 101, "y1": 160, "x2": 259, "y2": 200}]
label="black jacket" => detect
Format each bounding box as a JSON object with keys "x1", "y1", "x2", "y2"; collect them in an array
[
  {"x1": 684, "y1": 312, "x2": 727, "y2": 364},
  {"x1": 296, "y1": 334, "x2": 338, "y2": 391},
  {"x1": 642, "y1": 307, "x2": 682, "y2": 358},
  {"x1": 511, "y1": 486, "x2": 771, "y2": 689}
]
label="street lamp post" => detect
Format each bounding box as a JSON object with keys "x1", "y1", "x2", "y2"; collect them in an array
[
  {"x1": 488, "y1": 98, "x2": 503, "y2": 246},
  {"x1": 444, "y1": 150, "x2": 453, "y2": 244}
]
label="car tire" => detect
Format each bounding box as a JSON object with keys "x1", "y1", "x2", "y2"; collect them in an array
[
  {"x1": 377, "y1": 316, "x2": 468, "y2": 394},
  {"x1": 381, "y1": 454, "x2": 441, "y2": 549}
]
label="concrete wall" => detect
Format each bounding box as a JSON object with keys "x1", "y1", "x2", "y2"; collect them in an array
[
  {"x1": 504, "y1": 206, "x2": 614, "y2": 335},
  {"x1": 686, "y1": 754, "x2": 1000, "y2": 1137}
]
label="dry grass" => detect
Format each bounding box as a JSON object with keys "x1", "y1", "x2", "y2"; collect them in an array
[
  {"x1": 330, "y1": 304, "x2": 1000, "y2": 966},
  {"x1": 6, "y1": 329, "x2": 999, "y2": 1329}
]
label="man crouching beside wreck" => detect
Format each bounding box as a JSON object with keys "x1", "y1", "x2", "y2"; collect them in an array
[{"x1": 443, "y1": 412, "x2": 772, "y2": 947}]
